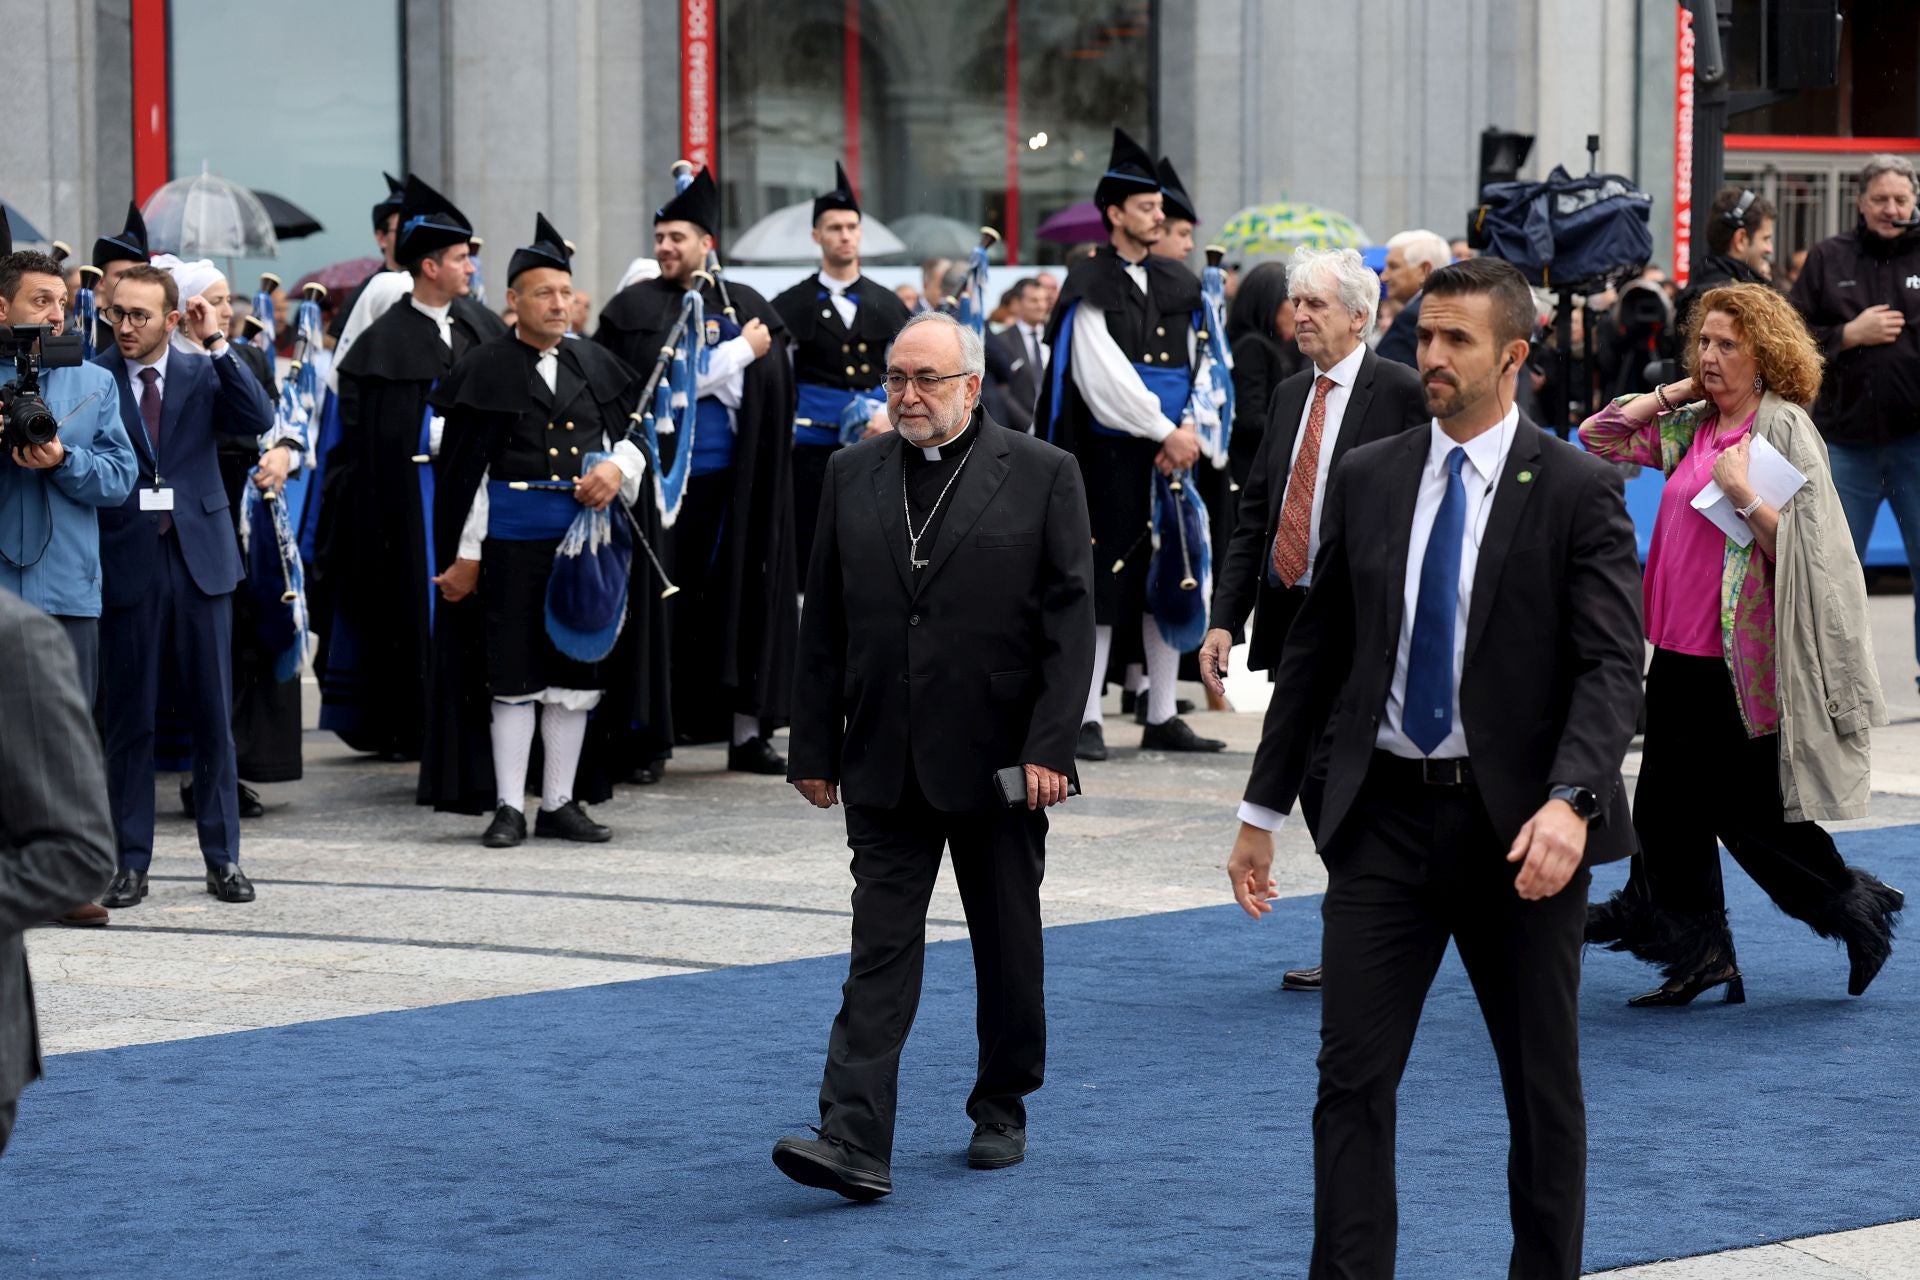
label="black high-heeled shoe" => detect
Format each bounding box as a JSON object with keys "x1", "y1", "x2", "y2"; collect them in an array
[{"x1": 1627, "y1": 964, "x2": 1745, "y2": 1008}]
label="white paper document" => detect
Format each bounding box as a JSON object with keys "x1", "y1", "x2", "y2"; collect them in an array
[{"x1": 1689, "y1": 434, "x2": 1808, "y2": 548}]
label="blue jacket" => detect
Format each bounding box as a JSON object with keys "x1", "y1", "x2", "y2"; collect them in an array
[
  {"x1": 0, "y1": 361, "x2": 138, "y2": 617},
  {"x1": 94, "y1": 345, "x2": 276, "y2": 608},
  {"x1": 1374, "y1": 289, "x2": 1422, "y2": 369}
]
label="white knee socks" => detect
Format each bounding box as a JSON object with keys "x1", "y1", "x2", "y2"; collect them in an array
[
  {"x1": 490, "y1": 700, "x2": 537, "y2": 811},
  {"x1": 1142, "y1": 615, "x2": 1179, "y2": 726},
  {"x1": 541, "y1": 705, "x2": 589, "y2": 810},
  {"x1": 1084, "y1": 624, "x2": 1115, "y2": 726}
]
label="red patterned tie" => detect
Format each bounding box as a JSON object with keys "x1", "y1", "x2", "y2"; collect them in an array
[{"x1": 1270, "y1": 375, "x2": 1336, "y2": 588}]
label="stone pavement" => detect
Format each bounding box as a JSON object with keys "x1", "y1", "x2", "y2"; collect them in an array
[{"x1": 21, "y1": 595, "x2": 1920, "y2": 1278}]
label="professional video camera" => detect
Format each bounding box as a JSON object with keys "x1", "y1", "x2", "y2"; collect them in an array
[{"x1": 0, "y1": 324, "x2": 84, "y2": 455}]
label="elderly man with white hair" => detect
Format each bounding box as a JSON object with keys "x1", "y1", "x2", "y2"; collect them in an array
[
  {"x1": 1201, "y1": 246, "x2": 1427, "y2": 992},
  {"x1": 1376, "y1": 228, "x2": 1453, "y2": 368}
]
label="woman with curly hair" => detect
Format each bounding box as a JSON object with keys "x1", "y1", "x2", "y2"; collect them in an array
[{"x1": 1580, "y1": 282, "x2": 1903, "y2": 1006}]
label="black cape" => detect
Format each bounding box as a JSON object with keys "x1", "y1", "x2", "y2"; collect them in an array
[
  {"x1": 418, "y1": 332, "x2": 670, "y2": 815},
  {"x1": 315, "y1": 294, "x2": 507, "y2": 756},
  {"x1": 593, "y1": 276, "x2": 798, "y2": 735},
  {"x1": 1032, "y1": 247, "x2": 1201, "y2": 659}
]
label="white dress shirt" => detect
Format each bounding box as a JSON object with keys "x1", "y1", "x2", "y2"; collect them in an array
[
  {"x1": 1067, "y1": 255, "x2": 1194, "y2": 443},
  {"x1": 817, "y1": 269, "x2": 859, "y2": 328},
  {"x1": 1277, "y1": 343, "x2": 1367, "y2": 589},
  {"x1": 124, "y1": 342, "x2": 171, "y2": 404},
  {"x1": 1018, "y1": 321, "x2": 1049, "y2": 371},
  {"x1": 1237, "y1": 403, "x2": 1520, "y2": 832},
  {"x1": 410, "y1": 296, "x2": 453, "y2": 348}
]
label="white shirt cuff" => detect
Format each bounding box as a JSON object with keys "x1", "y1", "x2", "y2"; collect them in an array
[
  {"x1": 609, "y1": 438, "x2": 648, "y2": 506},
  {"x1": 457, "y1": 468, "x2": 489, "y2": 561},
  {"x1": 1236, "y1": 801, "x2": 1287, "y2": 832}
]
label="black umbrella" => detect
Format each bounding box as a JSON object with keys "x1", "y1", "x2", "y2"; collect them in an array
[
  {"x1": 251, "y1": 190, "x2": 324, "y2": 240},
  {"x1": 3, "y1": 202, "x2": 50, "y2": 244}
]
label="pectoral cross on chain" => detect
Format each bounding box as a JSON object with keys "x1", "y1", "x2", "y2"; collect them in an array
[{"x1": 901, "y1": 439, "x2": 977, "y2": 573}]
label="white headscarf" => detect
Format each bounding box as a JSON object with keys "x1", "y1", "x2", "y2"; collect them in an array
[
  {"x1": 153, "y1": 254, "x2": 230, "y2": 355},
  {"x1": 616, "y1": 256, "x2": 660, "y2": 292},
  {"x1": 325, "y1": 270, "x2": 414, "y2": 393}
]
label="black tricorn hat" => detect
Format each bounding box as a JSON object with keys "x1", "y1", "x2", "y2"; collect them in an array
[
  {"x1": 394, "y1": 175, "x2": 476, "y2": 266},
  {"x1": 1095, "y1": 128, "x2": 1159, "y2": 215},
  {"x1": 655, "y1": 166, "x2": 720, "y2": 239},
  {"x1": 812, "y1": 161, "x2": 860, "y2": 224},
  {"x1": 1156, "y1": 157, "x2": 1198, "y2": 225},
  {"x1": 92, "y1": 201, "x2": 150, "y2": 269},
  {"x1": 508, "y1": 212, "x2": 574, "y2": 285},
  {"x1": 372, "y1": 171, "x2": 405, "y2": 230}
]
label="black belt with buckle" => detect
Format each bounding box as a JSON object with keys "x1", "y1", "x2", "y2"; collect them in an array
[{"x1": 1374, "y1": 750, "x2": 1473, "y2": 787}]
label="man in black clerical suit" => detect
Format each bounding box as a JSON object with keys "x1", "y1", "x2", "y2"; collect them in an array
[
  {"x1": 1199, "y1": 246, "x2": 1428, "y2": 993},
  {"x1": 772, "y1": 162, "x2": 912, "y2": 574},
  {"x1": 772, "y1": 312, "x2": 1094, "y2": 1200},
  {"x1": 317, "y1": 175, "x2": 507, "y2": 760},
  {"x1": 595, "y1": 167, "x2": 798, "y2": 778},
  {"x1": 1225, "y1": 258, "x2": 1644, "y2": 1278},
  {"x1": 420, "y1": 215, "x2": 663, "y2": 844}
]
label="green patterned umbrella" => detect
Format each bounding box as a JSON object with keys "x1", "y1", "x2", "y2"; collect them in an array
[{"x1": 1216, "y1": 202, "x2": 1371, "y2": 259}]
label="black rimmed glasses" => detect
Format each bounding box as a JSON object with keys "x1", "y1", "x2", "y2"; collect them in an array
[{"x1": 102, "y1": 306, "x2": 160, "y2": 330}]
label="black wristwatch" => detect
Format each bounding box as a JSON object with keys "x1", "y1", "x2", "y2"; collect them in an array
[
  {"x1": 202, "y1": 330, "x2": 227, "y2": 351},
  {"x1": 1548, "y1": 784, "x2": 1601, "y2": 822}
]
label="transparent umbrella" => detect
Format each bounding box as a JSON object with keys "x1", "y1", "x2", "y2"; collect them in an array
[
  {"x1": 142, "y1": 164, "x2": 279, "y2": 259},
  {"x1": 731, "y1": 200, "x2": 908, "y2": 263},
  {"x1": 888, "y1": 215, "x2": 1005, "y2": 263}
]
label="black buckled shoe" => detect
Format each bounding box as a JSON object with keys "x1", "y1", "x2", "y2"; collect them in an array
[
  {"x1": 728, "y1": 736, "x2": 787, "y2": 775},
  {"x1": 205, "y1": 863, "x2": 256, "y2": 903},
  {"x1": 771, "y1": 1131, "x2": 892, "y2": 1201},
  {"x1": 101, "y1": 868, "x2": 148, "y2": 909},
  {"x1": 1075, "y1": 722, "x2": 1108, "y2": 762},
  {"x1": 1140, "y1": 715, "x2": 1226, "y2": 753},
  {"x1": 1133, "y1": 697, "x2": 1196, "y2": 725},
  {"x1": 1281, "y1": 964, "x2": 1323, "y2": 992},
  {"x1": 481, "y1": 805, "x2": 527, "y2": 848},
  {"x1": 966, "y1": 1121, "x2": 1027, "y2": 1170},
  {"x1": 534, "y1": 800, "x2": 612, "y2": 843}
]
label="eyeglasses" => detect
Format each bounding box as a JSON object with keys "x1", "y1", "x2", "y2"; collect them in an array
[
  {"x1": 102, "y1": 306, "x2": 160, "y2": 330},
  {"x1": 883, "y1": 370, "x2": 972, "y2": 396}
]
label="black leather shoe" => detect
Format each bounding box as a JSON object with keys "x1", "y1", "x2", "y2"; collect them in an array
[
  {"x1": 632, "y1": 758, "x2": 666, "y2": 785},
  {"x1": 1140, "y1": 715, "x2": 1225, "y2": 753},
  {"x1": 180, "y1": 781, "x2": 265, "y2": 819},
  {"x1": 534, "y1": 800, "x2": 611, "y2": 843},
  {"x1": 101, "y1": 868, "x2": 148, "y2": 909},
  {"x1": 1075, "y1": 721, "x2": 1108, "y2": 762},
  {"x1": 1281, "y1": 964, "x2": 1323, "y2": 992},
  {"x1": 1134, "y1": 697, "x2": 1196, "y2": 725},
  {"x1": 728, "y1": 736, "x2": 787, "y2": 775},
  {"x1": 1628, "y1": 964, "x2": 1744, "y2": 1007},
  {"x1": 967, "y1": 1121, "x2": 1027, "y2": 1169},
  {"x1": 771, "y1": 1132, "x2": 892, "y2": 1201},
  {"x1": 205, "y1": 863, "x2": 256, "y2": 903},
  {"x1": 481, "y1": 806, "x2": 527, "y2": 848}
]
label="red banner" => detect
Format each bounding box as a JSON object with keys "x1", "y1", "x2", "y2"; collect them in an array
[
  {"x1": 131, "y1": 0, "x2": 170, "y2": 205},
  {"x1": 681, "y1": 0, "x2": 716, "y2": 173},
  {"x1": 1674, "y1": 4, "x2": 1696, "y2": 287}
]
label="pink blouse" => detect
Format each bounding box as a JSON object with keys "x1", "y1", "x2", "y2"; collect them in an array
[{"x1": 1644, "y1": 412, "x2": 1756, "y2": 656}]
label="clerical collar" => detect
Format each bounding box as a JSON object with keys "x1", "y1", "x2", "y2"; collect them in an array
[{"x1": 915, "y1": 417, "x2": 975, "y2": 461}]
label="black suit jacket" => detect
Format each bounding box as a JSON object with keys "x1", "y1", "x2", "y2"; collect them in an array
[
  {"x1": 985, "y1": 326, "x2": 1043, "y2": 433},
  {"x1": 1242, "y1": 418, "x2": 1644, "y2": 864},
  {"x1": 788, "y1": 412, "x2": 1096, "y2": 812},
  {"x1": 1211, "y1": 348, "x2": 1428, "y2": 670},
  {"x1": 93, "y1": 346, "x2": 276, "y2": 608}
]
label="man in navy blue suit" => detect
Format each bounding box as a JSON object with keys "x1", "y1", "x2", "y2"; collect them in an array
[{"x1": 93, "y1": 264, "x2": 275, "y2": 908}]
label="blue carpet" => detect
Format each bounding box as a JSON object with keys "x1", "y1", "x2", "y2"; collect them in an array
[{"x1": 3, "y1": 828, "x2": 1916, "y2": 1278}]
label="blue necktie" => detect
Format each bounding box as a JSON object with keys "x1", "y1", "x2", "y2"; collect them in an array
[{"x1": 1405, "y1": 447, "x2": 1467, "y2": 755}]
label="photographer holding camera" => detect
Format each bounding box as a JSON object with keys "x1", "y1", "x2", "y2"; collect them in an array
[{"x1": 1790, "y1": 154, "x2": 1920, "y2": 693}]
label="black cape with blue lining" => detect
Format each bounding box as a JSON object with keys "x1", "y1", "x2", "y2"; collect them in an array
[
  {"x1": 417, "y1": 331, "x2": 670, "y2": 815},
  {"x1": 593, "y1": 275, "x2": 798, "y2": 740}
]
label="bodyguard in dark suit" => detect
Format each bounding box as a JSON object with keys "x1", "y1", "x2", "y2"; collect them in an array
[
  {"x1": 773, "y1": 312, "x2": 1095, "y2": 1200},
  {"x1": 92, "y1": 265, "x2": 275, "y2": 909},
  {"x1": 1225, "y1": 259, "x2": 1644, "y2": 1278},
  {"x1": 0, "y1": 587, "x2": 117, "y2": 1155}
]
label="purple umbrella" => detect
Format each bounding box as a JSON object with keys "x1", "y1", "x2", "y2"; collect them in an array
[
  {"x1": 294, "y1": 256, "x2": 385, "y2": 299},
  {"x1": 1036, "y1": 201, "x2": 1106, "y2": 245}
]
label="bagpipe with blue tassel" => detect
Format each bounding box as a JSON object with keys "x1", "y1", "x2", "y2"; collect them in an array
[
  {"x1": 53, "y1": 243, "x2": 101, "y2": 360},
  {"x1": 237, "y1": 280, "x2": 329, "y2": 683},
  {"x1": 953, "y1": 227, "x2": 1000, "y2": 338},
  {"x1": 467, "y1": 237, "x2": 487, "y2": 307},
  {"x1": 1191, "y1": 245, "x2": 1236, "y2": 468},
  {"x1": 252, "y1": 272, "x2": 280, "y2": 350},
  {"x1": 624, "y1": 268, "x2": 711, "y2": 530},
  {"x1": 505, "y1": 452, "x2": 636, "y2": 664}
]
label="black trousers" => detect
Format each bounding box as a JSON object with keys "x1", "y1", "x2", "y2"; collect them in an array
[
  {"x1": 790, "y1": 441, "x2": 838, "y2": 581},
  {"x1": 817, "y1": 769, "x2": 1048, "y2": 1162},
  {"x1": 1313, "y1": 754, "x2": 1589, "y2": 1280},
  {"x1": 0, "y1": 1096, "x2": 14, "y2": 1157},
  {"x1": 1631, "y1": 648, "x2": 1852, "y2": 924}
]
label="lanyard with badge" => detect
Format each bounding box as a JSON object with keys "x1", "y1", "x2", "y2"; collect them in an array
[{"x1": 131, "y1": 371, "x2": 174, "y2": 513}]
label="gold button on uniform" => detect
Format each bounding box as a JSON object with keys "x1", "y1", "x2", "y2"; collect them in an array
[
  {"x1": 1142, "y1": 352, "x2": 1155, "y2": 363},
  {"x1": 550, "y1": 473, "x2": 561, "y2": 481},
  {"x1": 845, "y1": 365, "x2": 856, "y2": 376},
  {"x1": 821, "y1": 308, "x2": 832, "y2": 319},
  {"x1": 547, "y1": 422, "x2": 555, "y2": 431},
  {"x1": 549, "y1": 447, "x2": 559, "y2": 456},
  {"x1": 860, "y1": 364, "x2": 871, "y2": 373},
  {"x1": 1155, "y1": 325, "x2": 1165, "y2": 336},
  {"x1": 569, "y1": 446, "x2": 579, "y2": 456},
  {"x1": 565, "y1": 421, "x2": 574, "y2": 430},
  {"x1": 857, "y1": 342, "x2": 868, "y2": 352}
]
